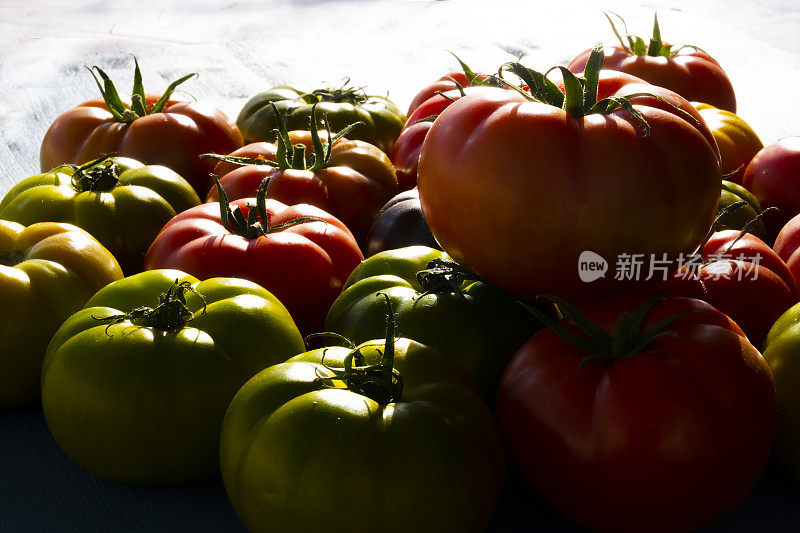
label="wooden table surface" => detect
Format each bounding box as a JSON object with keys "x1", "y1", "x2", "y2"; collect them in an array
[{"x1": 2, "y1": 1, "x2": 800, "y2": 531}]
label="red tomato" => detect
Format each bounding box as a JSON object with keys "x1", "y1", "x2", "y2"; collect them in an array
[
  {"x1": 496, "y1": 295, "x2": 775, "y2": 533},
  {"x1": 40, "y1": 62, "x2": 242, "y2": 197},
  {"x1": 773, "y1": 212, "x2": 800, "y2": 288},
  {"x1": 207, "y1": 130, "x2": 397, "y2": 245},
  {"x1": 143, "y1": 198, "x2": 363, "y2": 334},
  {"x1": 568, "y1": 15, "x2": 736, "y2": 112},
  {"x1": 406, "y1": 71, "x2": 490, "y2": 116},
  {"x1": 418, "y1": 63, "x2": 720, "y2": 300},
  {"x1": 742, "y1": 137, "x2": 800, "y2": 240}
]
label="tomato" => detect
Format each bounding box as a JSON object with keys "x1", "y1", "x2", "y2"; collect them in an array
[
  {"x1": 418, "y1": 50, "x2": 720, "y2": 300},
  {"x1": 691, "y1": 230, "x2": 797, "y2": 348},
  {"x1": 236, "y1": 83, "x2": 405, "y2": 154},
  {"x1": 763, "y1": 302, "x2": 800, "y2": 484},
  {"x1": 406, "y1": 71, "x2": 484, "y2": 116},
  {"x1": 716, "y1": 180, "x2": 767, "y2": 240},
  {"x1": 40, "y1": 59, "x2": 243, "y2": 197},
  {"x1": 41, "y1": 270, "x2": 305, "y2": 483},
  {"x1": 144, "y1": 183, "x2": 363, "y2": 335},
  {"x1": 206, "y1": 109, "x2": 398, "y2": 245},
  {"x1": 365, "y1": 188, "x2": 440, "y2": 256},
  {"x1": 325, "y1": 246, "x2": 540, "y2": 403},
  {"x1": 0, "y1": 156, "x2": 200, "y2": 274},
  {"x1": 496, "y1": 294, "x2": 775, "y2": 533},
  {"x1": 0, "y1": 221, "x2": 122, "y2": 408},
  {"x1": 774, "y1": 213, "x2": 800, "y2": 288},
  {"x1": 220, "y1": 317, "x2": 505, "y2": 533},
  {"x1": 569, "y1": 14, "x2": 736, "y2": 112},
  {"x1": 693, "y1": 103, "x2": 763, "y2": 184},
  {"x1": 743, "y1": 137, "x2": 800, "y2": 240}
]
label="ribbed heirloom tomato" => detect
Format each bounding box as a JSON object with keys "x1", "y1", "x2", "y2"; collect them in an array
[{"x1": 417, "y1": 47, "x2": 721, "y2": 300}]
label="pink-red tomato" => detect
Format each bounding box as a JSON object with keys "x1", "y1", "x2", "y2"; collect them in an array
[{"x1": 743, "y1": 137, "x2": 800, "y2": 240}]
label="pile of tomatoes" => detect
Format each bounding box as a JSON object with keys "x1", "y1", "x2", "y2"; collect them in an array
[{"x1": 4, "y1": 14, "x2": 800, "y2": 533}]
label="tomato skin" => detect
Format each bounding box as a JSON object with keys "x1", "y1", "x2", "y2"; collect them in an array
[
  {"x1": 220, "y1": 338, "x2": 505, "y2": 533},
  {"x1": 693, "y1": 103, "x2": 763, "y2": 184},
  {"x1": 569, "y1": 46, "x2": 736, "y2": 112},
  {"x1": 743, "y1": 137, "x2": 800, "y2": 239},
  {"x1": 0, "y1": 221, "x2": 122, "y2": 408},
  {"x1": 143, "y1": 199, "x2": 363, "y2": 334},
  {"x1": 406, "y1": 71, "x2": 487, "y2": 116},
  {"x1": 418, "y1": 72, "x2": 720, "y2": 300},
  {"x1": 40, "y1": 97, "x2": 243, "y2": 198},
  {"x1": 0, "y1": 156, "x2": 201, "y2": 274},
  {"x1": 324, "y1": 246, "x2": 540, "y2": 403},
  {"x1": 496, "y1": 296, "x2": 775, "y2": 533},
  {"x1": 717, "y1": 180, "x2": 767, "y2": 240},
  {"x1": 41, "y1": 270, "x2": 305, "y2": 483},
  {"x1": 207, "y1": 131, "x2": 398, "y2": 245},
  {"x1": 236, "y1": 86, "x2": 405, "y2": 154},
  {"x1": 365, "y1": 188, "x2": 440, "y2": 256}
]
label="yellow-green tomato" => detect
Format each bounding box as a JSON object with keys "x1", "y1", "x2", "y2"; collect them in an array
[
  {"x1": 0, "y1": 220, "x2": 123, "y2": 408},
  {"x1": 693, "y1": 102, "x2": 763, "y2": 184},
  {"x1": 41, "y1": 270, "x2": 305, "y2": 483},
  {"x1": 763, "y1": 304, "x2": 800, "y2": 482},
  {"x1": 220, "y1": 338, "x2": 505, "y2": 533},
  {"x1": 0, "y1": 155, "x2": 200, "y2": 274}
]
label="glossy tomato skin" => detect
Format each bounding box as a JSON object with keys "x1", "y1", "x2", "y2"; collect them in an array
[
  {"x1": 569, "y1": 46, "x2": 736, "y2": 112},
  {"x1": 364, "y1": 188, "x2": 440, "y2": 256},
  {"x1": 717, "y1": 180, "x2": 767, "y2": 240},
  {"x1": 236, "y1": 86, "x2": 405, "y2": 154},
  {"x1": 418, "y1": 71, "x2": 720, "y2": 300},
  {"x1": 406, "y1": 71, "x2": 480, "y2": 116},
  {"x1": 41, "y1": 270, "x2": 305, "y2": 483},
  {"x1": 40, "y1": 97, "x2": 243, "y2": 198},
  {"x1": 325, "y1": 246, "x2": 540, "y2": 403},
  {"x1": 208, "y1": 131, "x2": 398, "y2": 245},
  {"x1": 743, "y1": 137, "x2": 800, "y2": 240},
  {"x1": 0, "y1": 221, "x2": 122, "y2": 408},
  {"x1": 143, "y1": 199, "x2": 363, "y2": 334},
  {"x1": 220, "y1": 338, "x2": 505, "y2": 533},
  {"x1": 774, "y1": 213, "x2": 800, "y2": 288},
  {"x1": 693, "y1": 103, "x2": 763, "y2": 184},
  {"x1": 0, "y1": 157, "x2": 200, "y2": 274},
  {"x1": 496, "y1": 296, "x2": 775, "y2": 533}
]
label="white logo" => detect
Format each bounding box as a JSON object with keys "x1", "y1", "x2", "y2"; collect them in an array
[{"x1": 578, "y1": 251, "x2": 608, "y2": 282}]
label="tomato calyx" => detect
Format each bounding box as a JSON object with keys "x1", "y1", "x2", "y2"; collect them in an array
[
  {"x1": 92, "y1": 280, "x2": 207, "y2": 335},
  {"x1": 0, "y1": 250, "x2": 24, "y2": 267},
  {"x1": 526, "y1": 293, "x2": 695, "y2": 368},
  {"x1": 87, "y1": 56, "x2": 196, "y2": 124},
  {"x1": 416, "y1": 258, "x2": 482, "y2": 296},
  {"x1": 300, "y1": 78, "x2": 370, "y2": 106},
  {"x1": 308, "y1": 294, "x2": 404, "y2": 405},
  {"x1": 212, "y1": 174, "x2": 326, "y2": 240},
  {"x1": 66, "y1": 153, "x2": 121, "y2": 192}
]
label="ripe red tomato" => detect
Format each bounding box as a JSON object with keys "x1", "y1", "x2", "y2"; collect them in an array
[
  {"x1": 143, "y1": 196, "x2": 362, "y2": 334},
  {"x1": 568, "y1": 14, "x2": 736, "y2": 112},
  {"x1": 496, "y1": 294, "x2": 775, "y2": 533},
  {"x1": 742, "y1": 137, "x2": 800, "y2": 240},
  {"x1": 40, "y1": 60, "x2": 242, "y2": 197},
  {"x1": 773, "y1": 212, "x2": 800, "y2": 288},
  {"x1": 418, "y1": 54, "x2": 720, "y2": 300}
]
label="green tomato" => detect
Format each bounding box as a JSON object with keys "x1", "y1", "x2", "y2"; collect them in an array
[
  {"x1": 0, "y1": 220, "x2": 123, "y2": 408},
  {"x1": 0, "y1": 155, "x2": 201, "y2": 274},
  {"x1": 236, "y1": 85, "x2": 406, "y2": 154},
  {"x1": 717, "y1": 180, "x2": 767, "y2": 240},
  {"x1": 325, "y1": 246, "x2": 541, "y2": 403},
  {"x1": 763, "y1": 303, "x2": 800, "y2": 482},
  {"x1": 220, "y1": 337, "x2": 505, "y2": 533},
  {"x1": 41, "y1": 269, "x2": 305, "y2": 483}
]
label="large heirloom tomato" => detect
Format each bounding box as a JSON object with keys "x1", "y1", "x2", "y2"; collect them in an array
[
  {"x1": 325, "y1": 246, "x2": 540, "y2": 403},
  {"x1": 569, "y1": 14, "x2": 736, "y2": 112},
  {"x1": 40, "y1": 59, "x2": 243, "y2": 197},
  {"x1": 41, "y1": 270, "x2": 305, "y2": 483},
  {"x1": 144, "y1": 183, "x2": 363, "y2": 334},
  {"x1": 418, "y1": 49, "x2": 720, "y2": 300},
  {"x1": 207, "y1": 107, "x2": 398, "y2": 244},
  {"x1": 220, "y1": 312, "x2": 505, "y2": 533},
  {"x1": 236, "y1": 82, "x2": 405, "y2": 154},
  {"x1": 0, "y1": 221, "x2": 122, "y2": 408},
  {"x1": 496, "y1": 294, "x2": 775, "y2": 533},
  {"x1": 0, "y1": 156, "x2": 200, "y2": 274}
]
